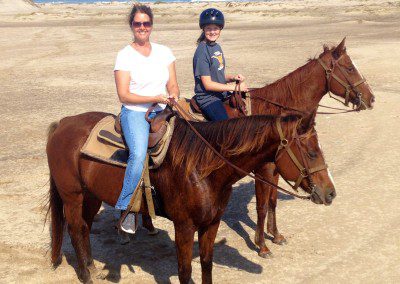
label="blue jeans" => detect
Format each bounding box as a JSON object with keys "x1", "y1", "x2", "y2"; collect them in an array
[
  {"x1": 115, "y1": 106, "x2": 158, "y2": 210},
  {"x1": 201, "y1": 100, "x2": 228, "y2": 121}
]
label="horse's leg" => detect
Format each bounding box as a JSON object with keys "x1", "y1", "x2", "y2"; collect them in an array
[
  {"x1": 142, "y1": 213, "x2": 159, "y2": 235},
  {"x1": 198, "y1": 221, "x2": 220, "y2": 284},
  {"x1": 64, "y1": 196, "x2": 93, "y2": 283},
  {"x1": 82, "y1": 192, "x2": 102, "y2": 276},
  {"x1": 254, "y1": 163, "x2": 273, "y2": 258},
  {"x1": 175, "y1": 225, "x2": 196, "y2": 284},
  {"x1": 266, "y1": 166, "x2": 287, "y2": 245}
]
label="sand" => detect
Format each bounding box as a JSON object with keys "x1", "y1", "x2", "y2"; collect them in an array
[
  {"x1": 0, "y1": 0, "x2": 400, "y2": 283},
  {"x1": 0, "y1": 0, "x2": 38, "y2": 14}
]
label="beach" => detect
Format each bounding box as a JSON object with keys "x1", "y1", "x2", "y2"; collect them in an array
[{"x1": 1, "y1": 0, "x2": 400, "y2": 282}]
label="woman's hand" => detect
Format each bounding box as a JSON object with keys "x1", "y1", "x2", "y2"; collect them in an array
[
  {"x1": 168, "y1": 93, "x2": 179, "y2": 102},
  {"x1": 234, "y1": 74, "x2": 245, "y2": 82},
  {"x1": 154, "y1": 94, "x2": 170, "y2": 104}
]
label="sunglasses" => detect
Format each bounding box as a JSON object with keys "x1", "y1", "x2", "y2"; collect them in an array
[{"x1": 132, "y1": 21, "x2": 152, "y2": 28}]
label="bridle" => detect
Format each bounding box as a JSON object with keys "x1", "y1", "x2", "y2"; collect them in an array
[
  {"x1": 274, "y1": 118, "x2": 328, "y2": 194},
  {"x1": 248, "y1": 54, "x2": 370, "y2": 115},
  {"x1": 171, "y1": 99, "x2": 323, "y2": 200},
  {"x1": 317, "y1": 55, "x2": 367, "y2": 110}
]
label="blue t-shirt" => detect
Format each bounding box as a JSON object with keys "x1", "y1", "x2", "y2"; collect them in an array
[{"x1": 193, "y1": 41, "x2": 227, "y2": 108}]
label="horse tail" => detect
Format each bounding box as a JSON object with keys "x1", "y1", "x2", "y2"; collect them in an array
[
  {"x1": 48, "y1": 175, "x2": 64, "y2": 267},
  {"x1": 46, "y1": 120, "x2": 64, "y2": 267}
]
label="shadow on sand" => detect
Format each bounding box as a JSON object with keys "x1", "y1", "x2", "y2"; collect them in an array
[
  {"x1": 62, "y1": 200, "x2": 264, "y2": 283},
  {"x1": 222, "y1": 180, "x2": 294, "y2": 252}
]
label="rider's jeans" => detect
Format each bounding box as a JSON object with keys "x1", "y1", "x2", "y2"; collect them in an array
[
  {"x1": 115, "y1": 106, "x2": 157, "y2": 210},
  {"x1": 200, "y1": 99, "x2": 229, "y2": 121}
]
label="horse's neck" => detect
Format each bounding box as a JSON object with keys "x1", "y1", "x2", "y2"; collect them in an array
[{"x1": 252, "y1": 60, "x2": 326, "y2": 114}]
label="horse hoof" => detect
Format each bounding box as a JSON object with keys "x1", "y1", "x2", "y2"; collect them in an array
[
  {"x1": 272, "y1": 236, "x2": 287, "y2": 245},
  {"x1": 258, "y1": 250, "x2": 273, "y2": 259},
  {"x1": 147, "y1": 228, "x2": 159, "y2": 236},
  {"x1": 78, "y1": 273, "x2": 93, "y2": 284}
]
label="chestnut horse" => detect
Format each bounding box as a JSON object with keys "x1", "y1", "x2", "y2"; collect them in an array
[
  {"x1": 216, "y1": 38, "x2": 374, "y2": 257},
  {"x1": 157, "y1": 38, "x2": 375, "y2": 258},
  {"x1": 47, "y1": 111, "x2": 334, "y2": 283}
]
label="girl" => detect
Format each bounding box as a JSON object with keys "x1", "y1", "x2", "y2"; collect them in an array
[{"x1": 193, "y1": 8, "x2": 248, "y2": 121}]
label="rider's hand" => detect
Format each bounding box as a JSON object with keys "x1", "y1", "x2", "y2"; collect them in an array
[
  {"x1": 238, "y1": 82, "x2": 249, "y2": 92},
  {"x1": 155, "y1": 94, "x2": 169, "y2": 104},
  {"x1": 168, "y1": 93, "x2": 179, "y2": 102},
  {"x1": 234, "y1": 74, "x2": 245, "y2": 82}
]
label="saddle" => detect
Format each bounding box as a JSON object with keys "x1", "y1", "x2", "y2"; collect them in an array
[
  {"x1": 113, "y1": 104, "x2": 174, "y2": 148},
  {"x1": 189, "y1": 90, "x2": 251, "y2": 120},
  {"x1": 81, "y1": 106, "x2": 176, "y2": 169}
]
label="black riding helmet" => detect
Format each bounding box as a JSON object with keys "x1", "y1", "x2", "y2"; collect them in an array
[{"x1": 199, "y1": 8, "x2": 225, "y2": 29}]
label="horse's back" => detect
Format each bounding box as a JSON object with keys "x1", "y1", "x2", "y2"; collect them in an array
[
  {"x1": 46, "y1": 112, "x2": 112, "y2": 178},
  {"x1": 59, "y1": 111, "x2": 112, "y2": 130}
]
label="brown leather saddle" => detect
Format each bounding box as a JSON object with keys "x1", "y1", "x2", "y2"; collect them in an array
[
  {"x1": 189, "y1": 91, "x2": 249, "y2": 119},
  {"x1": 112, "y1": 104, "x2": 175, "y2": 149}
]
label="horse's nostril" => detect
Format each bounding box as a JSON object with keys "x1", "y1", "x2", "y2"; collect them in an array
[
  {"x1": 371, "y1": 96, "x2": 375, "y2": 104},
  {"x1": 325, "y1": 190, "x2": 336, "y2": 204}
]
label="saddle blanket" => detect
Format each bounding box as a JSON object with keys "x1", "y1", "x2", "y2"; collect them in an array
[{"x1": 80, "y1": 115, "x2": 176, "y2": 169}]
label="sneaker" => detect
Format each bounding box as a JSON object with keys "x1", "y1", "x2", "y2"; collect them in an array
[{"x1": 119, "y1": 212, "x2": 137, "y2": 234}]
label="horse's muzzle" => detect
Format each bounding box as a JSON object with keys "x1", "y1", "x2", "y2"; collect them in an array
[{"x1": 311, "y1": 187, "x2": 336, "y2": 205}]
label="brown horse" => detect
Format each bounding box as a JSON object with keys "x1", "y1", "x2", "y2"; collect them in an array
[
  {"x1": 47, "y1": 111, "x2": 334, "y2": 283},
  {"x1": 247, "y1": 38, "x2": 375, "y2": 257},
  {"x1": 167, "y1": 38, "x2": 374, "y2": 258}
]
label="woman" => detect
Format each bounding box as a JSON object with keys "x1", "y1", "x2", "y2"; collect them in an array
[
  {"x1": 193, "y1": 8, "x2": 248, "y2": 121},
  {"x1": 114, "y1": 4, "x2": 179, "y2": 234}
]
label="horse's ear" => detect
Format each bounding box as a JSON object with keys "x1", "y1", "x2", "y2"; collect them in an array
[{"x1": 332, "y1": 37, "x2": 346, "y2": 59}]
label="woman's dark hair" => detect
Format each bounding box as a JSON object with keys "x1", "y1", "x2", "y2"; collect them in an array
[
  {"x1": 128, "y1": 4, "x2": 153, "y2": 28},
  {"x1": 196, "y1": 31, "x2": 206, "y2": 45}
]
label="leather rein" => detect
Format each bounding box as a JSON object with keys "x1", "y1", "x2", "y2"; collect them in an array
[
  {"x1": 249, "y1": 56, "x2": 368, "y2": 115},
  {"x1": 171, "y1": 99, "x2": 325, "y2": 200}
]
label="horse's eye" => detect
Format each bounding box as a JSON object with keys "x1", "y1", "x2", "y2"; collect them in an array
[
  {"x1": 308, "y1": 151, "x2": 317, "y2": 160},
  {"x1": 347, "y1": 66, "x2": 355, "y2": 72}
]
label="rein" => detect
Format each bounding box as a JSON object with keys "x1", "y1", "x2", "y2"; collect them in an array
[
  {"x1": 171, "y1": 99, "x2": 312, "y2": 200},
  {"x1": 250, "y1": 94, "x2": 310, "y2": 115},
  {"x1": 250, "y1": 92, "x2": 358, "y2": 115},
  {"x1": 248, "y1": 55, "x2": 369, "y2": 115}
]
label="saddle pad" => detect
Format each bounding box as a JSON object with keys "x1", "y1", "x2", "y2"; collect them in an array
[{"x1": 80, "y1": 115, "x2": 176, "y2": 169}]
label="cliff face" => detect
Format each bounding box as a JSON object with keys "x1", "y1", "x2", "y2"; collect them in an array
[{"x1": 0, "y1": 0, "x2": 39, "y2": 14}]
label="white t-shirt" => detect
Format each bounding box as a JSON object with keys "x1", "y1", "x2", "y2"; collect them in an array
[{"x1": 114, "y1": 43, "x2": 176, "y2": 112}]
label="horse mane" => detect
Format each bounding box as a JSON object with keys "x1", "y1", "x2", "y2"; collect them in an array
[
  {"x1": 169, "y1": 115, "x2": 301, "y2": 180},
  {"x1": 251, "y1": 45, "x2": 336, "y2": 110}
]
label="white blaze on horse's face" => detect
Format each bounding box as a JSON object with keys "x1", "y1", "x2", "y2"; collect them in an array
[{"x1": 349, "y1": 58, "x2": 375, "y2": 109}]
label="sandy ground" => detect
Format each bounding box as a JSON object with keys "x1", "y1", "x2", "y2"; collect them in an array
[{"x1": 1, "y1": 0, "x2": 400, "y2": 283}]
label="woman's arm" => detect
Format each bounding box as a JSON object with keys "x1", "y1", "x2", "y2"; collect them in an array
[
  {"x1": 166, "y1": 61, "x2": 180, "y2": 100},
  {"x1": 114, "y1": 70, "x2": 168, "y2": 104},
  {"x1": 200, "y1": 75, "x2": 236, "y2": 92},
  {"x1": 201, "y1": 75, "x2": 248, "y2": 92}
]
